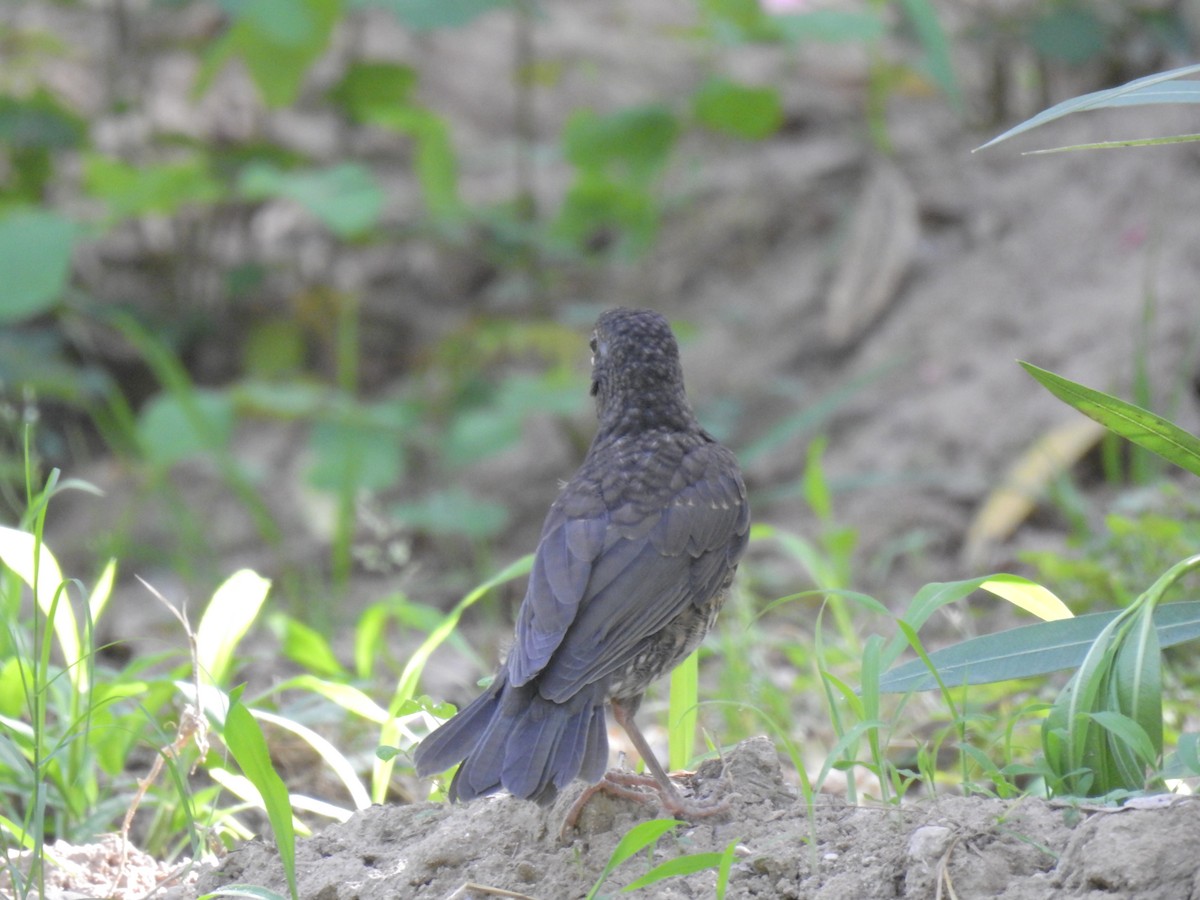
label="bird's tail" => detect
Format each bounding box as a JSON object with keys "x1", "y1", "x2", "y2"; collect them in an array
[{"x1": 413, "y1": 672, "x2": 609, "y2": 805}]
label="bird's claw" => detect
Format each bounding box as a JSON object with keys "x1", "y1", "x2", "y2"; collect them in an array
[{"x1": 559, "y1": 769, "x2": 727, "y2": 840}]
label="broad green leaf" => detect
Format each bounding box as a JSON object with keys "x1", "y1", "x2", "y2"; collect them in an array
[
  {"x1": 0, "y1": 209, "x2": 75, "y2": 323},
  {"x1": 0, "y1": 526, "x2": 83, "y2": 692},
  {"x1": 692, "y1": 78, "x2": 782, "y2": 140},
  {"x1": 222, "y1": 695, "x2": 298, "y2": 900},
  {"x1": 978, "y1": 63, "x2": 1200, "y2": 150},
  {"x1": 1019, "y1": 361, "x2": 1200, "y2": 479},
  {"x1": 981, "y1": 574, "x2": 1073, "y2": 621},
  {"x1": 196, "y1": 570, "x2": 272, "y2": 687},
  {"x1": 879, "y1": 601, "x2": 1200, "y2": 693}
]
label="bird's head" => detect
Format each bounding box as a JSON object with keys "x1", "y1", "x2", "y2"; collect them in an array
[{"x1": 589, "y1": 308, "x2": 694, "y2": 435}]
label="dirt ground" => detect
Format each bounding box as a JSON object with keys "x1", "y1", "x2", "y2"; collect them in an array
[
  {"x1": 16, "y1": 0, "x2": 1200, "y2": 897},
  {"x1": 24, "y1": 738, "x2": 1200, "y2": 898}
]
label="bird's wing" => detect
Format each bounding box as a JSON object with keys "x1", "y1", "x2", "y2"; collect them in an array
[{"x1": 508, "y1": 442, "x2": 748, "y2": 699}]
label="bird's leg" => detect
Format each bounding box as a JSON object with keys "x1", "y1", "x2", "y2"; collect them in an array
[
  {"x1": 560, "y1": 698, "x2": 728, "y2": 837},
  {"x1": 610, "y1": 697, "x2": 727, "y2": 818}
]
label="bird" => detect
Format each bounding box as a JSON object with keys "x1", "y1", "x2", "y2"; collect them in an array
[{"x1": 413, "y1": 307, "x2": 750, "y2": 820}]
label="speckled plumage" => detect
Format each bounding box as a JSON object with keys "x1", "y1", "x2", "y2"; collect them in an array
[{"x1": 414, "y1": 308, "x2": 750, "y2": 805}]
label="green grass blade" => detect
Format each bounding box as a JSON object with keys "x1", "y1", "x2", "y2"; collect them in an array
[
  {"x1": 622, "y1": 851, "x2": 727, "y2": 892},
  {"x1": 1019, "y1": 361, "x2": 1200, "y2": 478},
  {"x1": 668, "y1": 650, "x2": 698, "y2": 771},
  {"x1": 879, "y1": 601, "x2": 1200, "y2": 692},
  {"x1": 977, "y1": 63, "x2": 1200, "y2": 150},
  {"x1": 199, "y1": 887, "x2": 291, "y2": 900},
  {"x1": 222, "y1": 693, "x2": 298, "y2": 900},
  {"x1": 585, "y1": 819, "x2": 679, "y2": 900}
]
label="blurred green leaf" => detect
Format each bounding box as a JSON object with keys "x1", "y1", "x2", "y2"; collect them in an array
[
  {"x1": 357, "y1": 0, "x2": 513, "y2": 31},
  {"x1": 307, "y1": 405, "x2": 408, "y2": 492},
  {"x1": 363, "y1": 106, "x2": 461, "y2": 220},
  {"x1": 774, "y1": 9, "x2": 886, "y2": 43},
  {"x1": 1020, "y1": 362, "x2": 1200, "y2": 479},
  {"x1": 328, "y1": 62, "x2": 419, "y2": 121},
  {"x1": 0, "y1": 90, "x2": 86, "y2": 150},
  {"x1": 444, "y1": 372, "x2": 581, "y2": 467},
  {"x1": 273, "y1": 614, "x2": 346, "y2": 678},
  {"x1": 83, "y1": 154, "x2": 223, "y2": 221},
  {"x1": 692, "y1": 78, "x2": 782, "y2": 139},
  {"x1": 239, "y1": 163, "x2": 384, "y2": 238},
  {"x1": 1029, "y1": 6, "x2": 1107, "y2": 65},
  {"x1": 391, "y1": 488, "x2": 509, "y2": 540},
  {"x1": 563, "y1": 106, "x2": 680, "y2": 182},
  {"x1": 0, "y1": 208, "x2": 75, "y2": 323},
  {"x1": 898, "y1": 0, "x2": 962, "y2": 109},
  {"x1": 242, "y1": 319, "x2": 308, "y2": 378},
  {"x1": 136, "y1": 389, "x2": 236, "y2": 466},
  {"x1": 203, "y1": 0, "x2": 341, "y2": 107}
]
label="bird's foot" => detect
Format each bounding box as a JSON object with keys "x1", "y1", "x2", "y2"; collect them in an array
[{"x1": 559, "y1": 769, "x2": 728, "y2": 839}]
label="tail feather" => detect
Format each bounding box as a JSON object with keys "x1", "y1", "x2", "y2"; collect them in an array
[
  {"x1": 417, "y1": 671, "x2": 609, "y2": 805},
  {"x1": 413, "y1": 679, "x2": 502, "y2": 779}
]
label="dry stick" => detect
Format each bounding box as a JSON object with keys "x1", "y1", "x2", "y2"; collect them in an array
[{"x1": 109, "y1": 577, "x2": 211, "y2": 897}]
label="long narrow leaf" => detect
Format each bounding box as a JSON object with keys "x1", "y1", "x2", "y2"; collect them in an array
[
  {"x1": 223, "y1": 695, "x2": 298, "y2": 900},
  {"x1": 1020, "y1": 362, "x2": 1200, "y2": 478},
  {"x1": 879, "y1": 601, "x2": 1200, "y2": 692},
  {"x1": 978, "y1": 63, "x2": 1200, "y2": 150}
]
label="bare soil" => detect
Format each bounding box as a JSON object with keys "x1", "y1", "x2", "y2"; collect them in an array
[{"x1": 34, "y1": 738, "x2": 1200, "y2": 899}]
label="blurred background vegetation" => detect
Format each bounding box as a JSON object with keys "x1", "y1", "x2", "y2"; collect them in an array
[{"x1": 3, "y1": 0, "x2": 1200, "y2": 875}]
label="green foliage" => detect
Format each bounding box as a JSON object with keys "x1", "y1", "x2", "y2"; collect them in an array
[
  {"x1": 692, "y1": 78, "x2": 783, "y2": 139},
  {"x1": 222, "y1": 689, "x2": 299, "y2": 900},
  {"x1": 0, "y1": 209, "x2": 75, "y2": 323},
  {"x1": 202, "y1": 0, "x2": 342, "y2": 107},
  {"x1": 238, "y1": 163, "x2": 384, "y2": 239}
]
